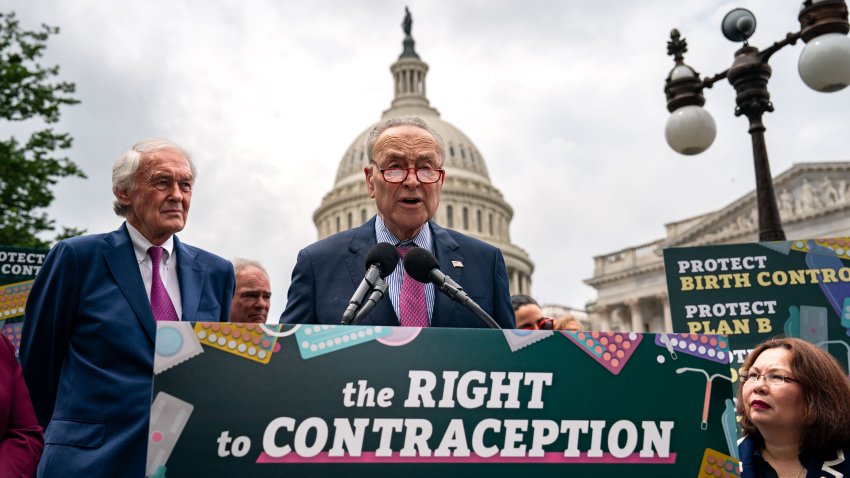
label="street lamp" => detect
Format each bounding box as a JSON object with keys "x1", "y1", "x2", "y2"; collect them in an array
[{"x1": 664, "y1": 0, "x2": 850, "y2": 241}]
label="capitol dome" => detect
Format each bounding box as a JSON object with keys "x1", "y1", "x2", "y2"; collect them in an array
[{"x1": 313, "y1": 10, "x2": 534, "y2": 295}]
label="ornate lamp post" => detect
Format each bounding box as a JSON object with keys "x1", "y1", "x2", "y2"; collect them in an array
[{"x1": 664, "y1": 1, "x2": 850, "y2": 241}]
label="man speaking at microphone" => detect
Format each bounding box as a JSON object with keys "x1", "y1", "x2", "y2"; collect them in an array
[{"x1": 281, "y1": 117, "x2": 513, "y2": 328}]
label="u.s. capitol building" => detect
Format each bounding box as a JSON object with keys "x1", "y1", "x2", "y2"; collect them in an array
[{"x1": 313, "y1": 12, "x2": 534, "y2": 295}]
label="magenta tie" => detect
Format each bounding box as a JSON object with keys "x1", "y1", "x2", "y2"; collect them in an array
[
  {"x1": 148, "y1": 246, "x2": 179, "y2": 322},
  {"x1": 396, "y1": 244, "x2": 429, "y2": 328}
]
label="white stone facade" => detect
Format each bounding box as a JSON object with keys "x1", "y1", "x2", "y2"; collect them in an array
[
  {"x1": 541, "y1": 304, "x2": 590, "y2": 330},
  {"x1": 585, "y1": 162, "x2": 850, "y2": 332}
]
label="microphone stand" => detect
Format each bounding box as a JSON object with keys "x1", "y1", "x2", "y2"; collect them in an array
[
  {"x1": 431, "y1": 274, "x2": 501, "y2": 329},
  {"x1": 349, "y1": 279, "x2": 390, "y2": 326}
]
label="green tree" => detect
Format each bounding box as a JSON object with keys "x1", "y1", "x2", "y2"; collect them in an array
[{"x1": 0, "y1": 11, "x2": 85, "y2": 248}]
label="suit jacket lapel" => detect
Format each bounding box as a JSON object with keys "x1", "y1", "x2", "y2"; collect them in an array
[
  {"x1": 103, "y1": 224, "x2": 156, "y2": 344},
  {"x1": 174, "y1": 235, "x2": 203, "y2": 322},
  {"x1": 430, "y1": 222, "x2": 463, "y2": 326},
  {"x1": 346, "y1": 219, "x2": 374, "y2": 288}
]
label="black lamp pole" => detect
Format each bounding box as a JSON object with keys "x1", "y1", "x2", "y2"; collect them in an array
[{"x1": 664, "y1": 1, "x2": 850, "y2": 242}]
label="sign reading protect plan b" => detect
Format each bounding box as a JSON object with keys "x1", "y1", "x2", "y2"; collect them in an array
[
  {"x1": 663, "y1": 238, "x2": 850, "y2": 379},
  {"x1": 148, "y1": 323, "x2": 737, "y2": 478}
]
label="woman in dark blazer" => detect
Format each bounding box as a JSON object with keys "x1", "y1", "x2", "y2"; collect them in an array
[{"x1": 737, "y1": 337, "x2": 850, "y2": 478}]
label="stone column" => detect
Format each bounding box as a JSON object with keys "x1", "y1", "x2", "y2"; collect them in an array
[
  {"x1": 590, "y1": 304, "x2": 611, "y2": 332},
  {"x1": 610, "y1": 305, "x2": 626, "y2": 332},
  {"x1": 658, "y1": 292, "x2": 673, "y2": 333},
  {"x1": 626, "y1": 299, "x2": 644, "y2": 333}
]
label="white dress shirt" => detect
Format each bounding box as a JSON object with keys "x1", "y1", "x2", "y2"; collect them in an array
[
  {"x1": 374, "y1": 215, "x2": 435, "y2": 323},
  {"x1": 125, "y1": 222, "x2": 183, "y2": 320}
]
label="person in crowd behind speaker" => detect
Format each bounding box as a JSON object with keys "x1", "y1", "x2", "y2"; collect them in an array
[
  {"x1": 737, "y1": 337, "x2": 850, "y2": 477},
  {"x1": 20, "y1": 139, "x2": 234, "y2": 477},
  {"x1": 557, "y1": 316, "x2": 582, "y2": 332},
  {"x1": 511, "y1": 294, "x2": 552, "y2": 330},
  {"x1": 0, "y1": 334, "x2": 43, "y2": 478},
  {"x1": 282, "y1": 116, "x2": 513, "y2": 328},
  {"x1": 230, "y1": 259, "x2": 272, "y2": 323},
  {"x1": 512, "y1": 295, "x2": 579, "y2": 331}
]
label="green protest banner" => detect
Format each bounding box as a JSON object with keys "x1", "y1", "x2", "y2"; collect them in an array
[
  {"x1": 149, "y1": 323, "x2": 737, "y2": 477},
  {"x1": 0, "y1": 245, "x2": 49, "y2": 357},
  {"x1": 663, "y1": 238, "x2": 850, "y2": 378}
]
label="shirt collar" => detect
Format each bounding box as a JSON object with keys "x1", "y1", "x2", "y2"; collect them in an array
[
  {"x1": 125, "y1": 221, "x2": 175, "y2": 264},
  {"x1": 374, "y1": 215, "x2": 433, "y2": 251}
]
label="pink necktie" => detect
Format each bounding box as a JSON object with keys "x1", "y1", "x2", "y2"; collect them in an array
[
  {"x1": 148, "y1": 246, "x2": 179, "y2": 322},
  {"x1": 396, "y1": 244, "x2": 429, "y2": 328}
]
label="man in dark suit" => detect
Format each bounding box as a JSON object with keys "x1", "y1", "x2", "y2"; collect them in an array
[
  {"x1": 281, "y1": 117, "x2": 513, "y2": 328},
  {"x1": 20, "y1": 139, "x2": 234, "y2": 477}
]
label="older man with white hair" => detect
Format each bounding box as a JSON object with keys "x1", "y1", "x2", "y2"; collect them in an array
[
  {"x1": 21, "y1": 139, "x2": 234, "y2": 477},
  {"x1": 281, "y1": 117, "x2": 513, "y2": 328}
]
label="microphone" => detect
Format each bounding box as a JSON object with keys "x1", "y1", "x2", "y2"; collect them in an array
[
  {"x1": 349, "y1": 278, "x2": 389, "y2": 325},
  {"x1": 403, "y1": 247, "x2": 501, "y2": 329},
  {"x1": 341, "y1": 243, "x2": 399, "y2": 325}
]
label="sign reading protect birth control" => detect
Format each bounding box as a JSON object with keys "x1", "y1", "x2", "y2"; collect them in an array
[
  {"x1": 663, "y1": 238, "x2": 850, "y2": 378},
  {"x1": 0, "y1": 245, "x2": 49, "y2": 357},
  {"x1": 149, "y1": 323, "x2": 737, "y2": 477}
]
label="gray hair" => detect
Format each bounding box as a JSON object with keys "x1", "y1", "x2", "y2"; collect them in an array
[
  {"x1": 232, "y1": 258, "x2": 269, "y2": 278},
  {"x1": 366, "y1": 116, "x2": 446, "y2": 166},
  {"x1": 112, "y1": 139, "x2": 196, "y2": 217}
]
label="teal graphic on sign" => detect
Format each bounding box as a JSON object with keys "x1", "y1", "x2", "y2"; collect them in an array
[
  {"x1": 150, "y1": 323, "x2": 736, "y2": 477},
  {"x1": 663, "y1": 238, "x2": 850, "y2": 377}
]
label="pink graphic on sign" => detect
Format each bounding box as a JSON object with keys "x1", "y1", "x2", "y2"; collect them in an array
[{"x1": 561, "y1": 331, "x2": 642, "y2": 375}]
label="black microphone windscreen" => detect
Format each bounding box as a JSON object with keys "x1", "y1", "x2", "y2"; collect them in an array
[
  {"x1": 366, "y1": 243, "x2": 401, "y2": 278},
  {"x1": 403, "y1": 247, "x2": 440, "y2": 283}
]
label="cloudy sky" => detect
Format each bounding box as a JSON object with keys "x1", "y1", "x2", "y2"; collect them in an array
[{"x1": 6, "y1": 0, "x2": 849, "y2": 321}]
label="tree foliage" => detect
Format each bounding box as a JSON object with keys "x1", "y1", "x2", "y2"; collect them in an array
[{"x1": 0, "y1": 11, "x2": 85, "y2": 248}]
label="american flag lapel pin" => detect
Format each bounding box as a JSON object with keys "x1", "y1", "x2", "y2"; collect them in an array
[{"x1": 451, "y1": 260, "x2": 464, "y2": 268}]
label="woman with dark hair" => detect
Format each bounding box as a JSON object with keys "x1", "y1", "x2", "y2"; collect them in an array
[{"x1": 737, "y1": 337, "x2": 850, "y2": 478}]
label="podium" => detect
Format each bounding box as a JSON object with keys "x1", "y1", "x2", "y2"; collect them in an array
[{"x1": 148, "y1": 323, "x2": 738, "y2": 477}]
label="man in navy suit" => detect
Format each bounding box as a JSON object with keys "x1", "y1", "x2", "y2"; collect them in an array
[
  {"x1": 20, "y1": 139, "x2": 234, "y2": 477},
  {"x1": 281, "y1": 117, "x2": 514, "y2": 328}
]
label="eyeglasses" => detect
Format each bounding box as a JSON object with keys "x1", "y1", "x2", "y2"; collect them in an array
[
  {"x1": 739, "y1": 371, "x2": 798, "y2": 385},
  {"x1": 519, "y1": 317, "x2": 554, "y2": 330},
  {"x1": 370, "y1": 161, "x2": 445, "y2": 184}
]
